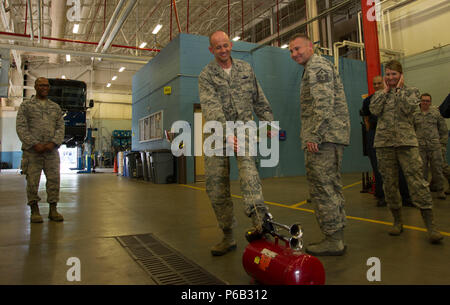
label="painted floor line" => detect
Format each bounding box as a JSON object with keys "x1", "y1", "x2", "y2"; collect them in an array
[
  {"x1": 179, "y1": 183, "x2": 450, "y2": 236},
  {"x1": 290, "y1": 180, "x2": 362, "y2": 208}
]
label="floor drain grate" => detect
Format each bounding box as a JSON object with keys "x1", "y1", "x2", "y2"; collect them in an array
[{"x1": 116, "y1": 233, "x2": 226, "y2": 285}]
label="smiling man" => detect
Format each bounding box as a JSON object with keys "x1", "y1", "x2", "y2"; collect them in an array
[
  {"x1": 198, "y1": 31, "x2": 275, "y2": 256},
  {"x1": 288, "y1": 33, "x2": 350, "y2": 256},
  {"x1": 16, "y1": 77, "x2": 65, "y2": 223}
]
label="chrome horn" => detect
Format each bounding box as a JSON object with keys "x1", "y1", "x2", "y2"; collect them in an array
[{"x1": 262, "y1": 213, "x2": 304, "y2": 250}]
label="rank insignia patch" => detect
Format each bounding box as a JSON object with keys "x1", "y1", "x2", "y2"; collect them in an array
[{"x1": 316, "y1": 69, "x2": 330, "y2": 83}]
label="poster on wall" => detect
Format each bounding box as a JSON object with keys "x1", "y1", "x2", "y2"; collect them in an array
[{"x1": 0, "y1": 49, "x2": 9, "y2": 98}]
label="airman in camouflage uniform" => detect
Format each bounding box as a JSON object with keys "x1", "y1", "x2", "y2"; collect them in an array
[
  {"x1": 16, "y1": 77, "x2": 65, "y2": 223},
  {"x1": 289, "y1": 33, "x2": 350, "y2": 256},
  {"x1": 414, "y1": 93, "x2": 448, "y2": 199},
  {"x1": 370, "y1": 60, "x2": 443, "y2": 244},
  {"x1": 199, "y1": 31, "x2": 274, "y2": 256}
]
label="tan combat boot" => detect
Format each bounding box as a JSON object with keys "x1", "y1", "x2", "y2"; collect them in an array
[
  {"x1": 420, "y1": 209, "x2": 443, "y2": 244},
  {"x1": 305, "y1": 230, "x2": 346, "y2": 256},
  {"x1": 211, "y1": 229, "x2": 236, "y2": 256},
  {"x1": 48, "y1": 203, "x2": 64, "y2": 222},
  {"x1": 389, "y1": 209, "x2": 403, "y2": 236},
  {"x1": 29, "y1": 202, "x2": 43, "y2": 223}
]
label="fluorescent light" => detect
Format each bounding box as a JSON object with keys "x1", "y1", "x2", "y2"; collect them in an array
[
  {"x1": 106, "y1": 83, "x2": 111, "y2": 88},
  {"x1": 119, "y1": 67, "x2": 125, "y2": 72},
  {"x1": 232, "y1": 36, "x2": 240, "y2": 41},
  {"x1": 112, "y1": 76, "x2": 117, "y2": 81},
  {"x1": 61, "y1": 75, "x2": 66, "y2": 79},
  {"x1": 139, "y1": 42, "x2": 147, "y2": 48},
  {"x1": 73, "y1": 24, "x2": 79, "y2": 33},
  {"x1": 281, "y1": 44, "x2": 288, "y2": 49},
  {"x1": 152, "y1": 24, "x2": 162, "y2": 34},
  {"x1": 66, "y1": 54, "x2": 71, "y2": 62}
]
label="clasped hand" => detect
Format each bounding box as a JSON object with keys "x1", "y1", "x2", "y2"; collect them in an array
[{"x1": 32, "y1": 142, "x2": 56, "y2": 153}]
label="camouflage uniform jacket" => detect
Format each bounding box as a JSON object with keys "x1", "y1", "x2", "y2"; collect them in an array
[
  {"x1": 16, "y1": 96, "x2": 65, "y2": 151},
  {"x1": 414, "y1": 105, "x2": 448, "y2": 149},
  {"x1": 370, "y1": 85, "x2": 420, "y2": 148},
  {"x1": 198, "y1": 58, "x2": 274, "y2": 133},
  {"x1": 300, "y1": 54, "x2": 350, "y2": 149}
]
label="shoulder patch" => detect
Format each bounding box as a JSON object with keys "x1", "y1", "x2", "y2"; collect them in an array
[{"x1": 316, "y1": 69, "x2": 330, "y2": 83}]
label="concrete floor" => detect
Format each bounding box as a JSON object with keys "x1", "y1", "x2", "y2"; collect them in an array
[{"x1": 0, "y1": 169, "x2": 449, "y2": 285}]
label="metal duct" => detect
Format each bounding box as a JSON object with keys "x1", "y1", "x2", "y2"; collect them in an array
[
  {"x1": 100, "y1": 0, "x2": 137, "y2": 53},
  {"x1": 48, "y1": 0, "x2": 67, "y2": 63}
]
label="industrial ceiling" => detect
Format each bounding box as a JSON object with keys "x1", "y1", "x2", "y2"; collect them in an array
[{"x1": 0, "y1": 0, "x2": 303, "y2": 66}]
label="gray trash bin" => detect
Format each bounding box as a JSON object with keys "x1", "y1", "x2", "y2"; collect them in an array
[
  {"x1": 146, "y1": 152, "x2": 154, "y2": 182},
  {"x1": 135, "y1": 153, "x2": 143, "y2": 179},
  {"x1": 140, "y1": 151, "x2": 149, "y2": 181},
  {"x1": 126, "y1": 152, "x2": 138, "y2": 178},
  {"x1": 152, "y1": 150, "x2": 174, "y2": 184}
]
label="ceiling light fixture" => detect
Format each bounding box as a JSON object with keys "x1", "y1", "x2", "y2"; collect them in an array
[
  {"x1": 66, "y1": 54, "x2": 71, "y2": 62},
  {"x1": 281, "y1": 44, "x2": 288, "y2": 49},
  {"x1": 232, "y1": 36, "x2": 240, "y2": 41},
  {"x1": 73, "y1": 24, "x2": 79, "y2": 34},
  {"x1": 119, "y1": 67, "x2": 126, "y2": 72},
  {"x1": 61, "y1": 75, "x2": 66, "y2": 79},
  {"x1": 112, "y1": 76, "x2": 117, "y2": 81},
  {"x1": 152, "y1": 24, "x2": 162, "y2": 34},
  {"x1": 139, "y1": 42, "x2": 147, "y2": 48},
  {"x1": 106, "y1": 83, "x2": 111, "y2": 88}
]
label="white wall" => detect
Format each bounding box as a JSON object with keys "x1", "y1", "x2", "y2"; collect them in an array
[
  {"x1": 379, "y1": 0, "x2": 450, "y2": 57},
  {"x1": 0, "y1": 110, "x2": 21, "y2": 151}
]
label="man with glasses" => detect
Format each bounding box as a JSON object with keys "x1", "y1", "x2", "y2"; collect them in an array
[
  {"x1": 414, "y1": 93, "x2": 448, "y2": 200},
  {"x1": 16, "y1": 77, "x2": 65, "y2": 223}
]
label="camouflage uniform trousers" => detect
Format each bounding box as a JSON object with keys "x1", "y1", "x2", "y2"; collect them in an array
[
  {"x1": 204, "y1": 155, "x2": 268, "y2": 230},
  {"x1": 376, "y1": 146, "x2": 432, "y2": 210},
  {"x1": 419, "y1": 145, "x2": 445, "y2": 191},
  {"x1": 305, "y1": 142, "x2": 346, "y2": 236},
  {"x1": 21, "y1": 149, "x2": 60, "y2": 205}
]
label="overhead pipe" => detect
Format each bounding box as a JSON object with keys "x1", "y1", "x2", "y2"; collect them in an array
[
  {"x1": 104, "y1": 0, "x2": 107, "y2": 32},
  {"x1": 0, "y1": 42, "x2": 152, "y2": 64},
  {"x1": 101, "y1": 0, "x2": 138, "y2": 53},
  {"x1": 24, "y1": 0, "x2": 27, "y2": 34},
  {"x1": 49, "y1": 0, "x2": 66, "y2": 63},
  {"x1": 27, "y1": 0, "x2": 33, "y2": 41},
  {"x1": 257, "y1": 0, "x2": 352, "y2": 46},
  {"x1": 85, "y1": 0, "x2": 103, "y2": 41},
  {"x1": 95, "y1": 0, "x2": 127, "y2": 53},
  {"x1": 0, "y1": 31, "x2": 160, "y2": 52},
  {"x1": 187, "y1": 0, "x2": 189, "y2": 33},
  {"x1": 37, "y1": 0, "x2": 42, "y2": 43},
  {"x1": 170, "y1": 0, "x2": 173, "y2": 41},
  {"x1": 276, "y1": 0, "x2": 280, "y2": 47},
  {"x1": 228, "y1": 0, "x2": 230, "y2": 36},
  {"x1": 172, "y1": 0, "x2": 181, "y2": 33},
  {"x1": 0, "y1": 2, "x2": 22, "y2": 75},
  {"x1": 241, "y1": 0, "x2": 244, "y2": 37},
  {"x1": 332, "y1": 40, "x2": 403, "y2": 73}
]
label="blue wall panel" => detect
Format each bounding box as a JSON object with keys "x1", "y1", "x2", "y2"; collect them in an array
[
  {"x1": 132, "y1": 33, "x2": 376, "y2": 183},
  {"x1": 1, "y1": 151, "x2": 22, "y2": 169}
]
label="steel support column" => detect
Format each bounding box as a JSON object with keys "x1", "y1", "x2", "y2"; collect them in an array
[{"x1": 361, "y1": 0, "x2": 381, "y2": 95}]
